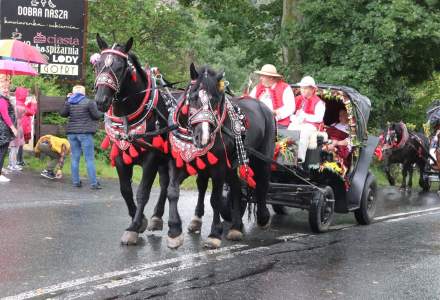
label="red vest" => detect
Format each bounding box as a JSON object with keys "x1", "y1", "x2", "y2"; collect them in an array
[
  {"x1": 295, "y1": 94, "x2": 322, "y2": 115},
  {"x1": 255, "y1": 81, "x2": 291, "y2": 127}
]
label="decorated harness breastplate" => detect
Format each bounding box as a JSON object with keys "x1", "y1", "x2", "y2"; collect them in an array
[{"x1": 100, "y1": 68, "x2": 167, "y2": 166}]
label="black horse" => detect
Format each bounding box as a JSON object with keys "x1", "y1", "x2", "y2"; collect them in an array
[
  {"x1": 166, "y1": 64, "x2": 276, "y2": 249},
  {"x1": 382, "y1": 122, "x2": 429, "y2": 191},
  {"x1": 94, "y1": 34, "x2": 179, "y2": 244}
]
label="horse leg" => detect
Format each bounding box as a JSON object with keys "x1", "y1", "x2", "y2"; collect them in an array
[
  {"x1": 407, "y1": 163, "x2": 414, "y2": 190},
  {"x1": 114, "y1": 159, "x2": 140, "y2": 244},
  {"x1": 204, "y1": 174, "x2": 225, "y2": 249},
  {"x1": 383, "y1": 162, "x2": 395, "y2": 186},
  {"x1": 148, "y1": 163, "x2": 169, "y2": 231},
  {"x1": 122, "y1": 155, "x2": 158, "y2": 245},
  {"x1": 225, "y1": 170, "x2": 244, "y2": 241},
  {"x1": 253, "y1": 160, "x2": 271, "y2": 229},
  {"x1": 167, "y1": 161, "x2": 188, "y2": 249},
  {"x1": 188, "y1": 175, "x2": 208, "y2": 234},
  {"x1": 401, "y1": 163, "x2": 408, "y2": 190}
]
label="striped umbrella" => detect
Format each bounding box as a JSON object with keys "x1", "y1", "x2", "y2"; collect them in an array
[
  {"x1": 0, "y1": 59, "x2": 38, "y2": 76},
  {"x1": 0, "y1": 39, "x2": 47, "y2": 64}
]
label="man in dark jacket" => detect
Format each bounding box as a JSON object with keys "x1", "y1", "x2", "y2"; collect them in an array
[{"x1": 60, "y1": 85, "x2": 103, "y2": 189}]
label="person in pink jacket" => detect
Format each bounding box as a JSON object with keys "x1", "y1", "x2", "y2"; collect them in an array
[{"x1": 15, "y1": 87, "x2": 37, "y2": 166}]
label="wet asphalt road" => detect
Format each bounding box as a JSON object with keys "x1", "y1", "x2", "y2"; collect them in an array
[{"x1": 1, "y1": 170, "x2": 440, "y2": 299}]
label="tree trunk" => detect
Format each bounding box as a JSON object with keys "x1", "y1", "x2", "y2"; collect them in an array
[{"x1": 281, "y1": 0, "x2": 302, "y2": 82}]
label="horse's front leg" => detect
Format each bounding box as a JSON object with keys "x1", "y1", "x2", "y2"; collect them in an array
[
  {"x1": 122, "y1": 155, "x2": 158, "y2": 245},
  {"x1": 407, "y1": 163, "x2": 414, "y2": 190},
  {"x1": 188, "y1": 175, "x2": 209, "y2": 234},
  {"x1": 167, "y1": 161, "x2": 188, "y2": 249},
  {"x1": 204, "y1": 174, "x2": 225, "y2": 249},
  {"x1": 383, "y1": 162, "x2": 396, "y2": 186},
  {"x1": 401, "y1": 163, "x2": 409, "y2": 190},
  {"x1": 253, "y1": 161, "x2": 271, "y2": 228},
  {"x1": 225, "y1": 169, "x2": 244, "y2": 241},
  {"x1": 148, "y1": 163, "x2": 169, "y2": 231}
]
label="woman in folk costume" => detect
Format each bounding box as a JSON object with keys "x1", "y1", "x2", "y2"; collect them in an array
[
  {"x1": 325, "y1": 108, "x2": 352, "y2": 168},
  {"x1": 289, "y1": 76, "x2": 326, "y2": 163},
  {"x1": 249, "y1": 64, "x2": 295, "y2": 129}
]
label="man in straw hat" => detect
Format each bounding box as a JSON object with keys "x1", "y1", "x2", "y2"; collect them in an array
[
  {"x1": 250, "y1": 64, "x2": 295, "y2": 129},
  {"x1": 289, "y1": 75, "x2": 326, "y2": 163}
]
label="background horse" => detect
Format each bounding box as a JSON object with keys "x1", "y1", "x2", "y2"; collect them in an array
[
  {"x1": 166, "y1": 64, "x2": 276, "y2": 249},
  {"x1": 94, "y1": 34, "x2": 174, "y2": 244},
  {"x1": 381, "y1": 122, "x2": 429, "y2": 191}
]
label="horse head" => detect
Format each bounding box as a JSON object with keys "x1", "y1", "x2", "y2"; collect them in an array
[
  {"x1": 384, "y1": 122, "x2": 404, "y2": 148},
  {"x1": 94, "y1": 34, "x2": 146, "y2": 116},
  {"x1": 187, "y1": 63, "x2": 225, "y2": 148}
]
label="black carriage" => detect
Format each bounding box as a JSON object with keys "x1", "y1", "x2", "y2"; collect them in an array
[
  {"x1": 422, "y1": 100, "x2": 440, "y2": 188},
  {"x1": 266, "y1": 84, "x2": 379, "y2": 233}
]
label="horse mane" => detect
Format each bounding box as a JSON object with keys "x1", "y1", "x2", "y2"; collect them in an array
[
  {"x1": 112, "y1": 43, "x2": 147, "y2": 84},
  {"x1": 194, "y1": 65, "x2": 223, "y2": 102}
]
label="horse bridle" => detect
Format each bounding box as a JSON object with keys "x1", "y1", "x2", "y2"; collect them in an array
[{"x1": 94, "y1": 48, "x2": 137, "y2": 101}]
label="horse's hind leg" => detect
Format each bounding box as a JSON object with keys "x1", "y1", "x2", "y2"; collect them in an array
[
  {"x1": 167, "y1": 162, "x2": 188, "y2": 249},
  {"x1": 148, "y1": 163, "x2": 169, "y2": 231},
  {"x1": 188, "y1": 175, "x2": 208, "y2": 234},
  {"x1": 407, "y1": 164, "x2": 414, "y2": 191},
  {"x1": 384, "y1": 163, "x2": 396, "y2": 186},
  {"x1": 204, "y1": 175, "x2": 225, "y2": 249}
]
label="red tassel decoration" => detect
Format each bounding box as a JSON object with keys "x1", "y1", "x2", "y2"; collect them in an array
[
  {"x1": 247, "y1": 177, "x2": 256, "y2": 189},
  {"x1": 171, "y1": 148, "x2": 178, "y2": 159},
  {"x1": 207, "y1": 151, "x2": 218, "y2": 165},
  {"x1": 129, "y1": 145, "x2": 139, "y2": 158},
  {"x1": 110, "y1": 143, "x2": 119, "y2": 160},
  {"x1": 163, "y1": 141, "x2": 169, "y2": 154},
  {"x1": 196, "y1": 157, "x2": 206, "y2": 170},
  {"x1": 181, "y1": 104, "x2": 188, "y2": 115},
  {"x1": 226, "y1": 157, "x2": 231, "y2": 169},
  {"x1": 131, "y1": 70, "x2": 137, "y2": 82},
  {"x1": 101, "y1": 135, "x2": 110, "y2": 150},
  {"x1": 122, "y1": 151, "x2": 133, "y2": 165},
  {"x1": 111, "y1": 158, "x2": 116, "y2": 167},
  {"x1": 175, "y1": 155, "x2": 184, "y2": 168},
  {"x1": 186, "y1": 163, "x2": 197, "y2": 176},
  {"x1": 152, "y1": 136, "x2": 164, "y2": 149},
  {"x1": 239, "y1": 164, "x2": 256, "y2": 189}
]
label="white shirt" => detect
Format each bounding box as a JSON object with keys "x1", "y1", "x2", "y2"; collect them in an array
[
  {"x1": 291, "y1": 99, "x2": 326, "y2": 125},
  {"x1": 250, "y1": 84, "x2": 295, "y2": 121}
]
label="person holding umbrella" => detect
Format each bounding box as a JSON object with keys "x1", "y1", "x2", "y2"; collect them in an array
[{"x1": 0, "y1": 74, "x2": 17, "y2": 182}]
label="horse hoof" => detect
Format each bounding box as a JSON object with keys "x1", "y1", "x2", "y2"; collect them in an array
[
  {"x1": 257, "y1": 218, "x2": 271, "y2": 230},
  {"x1": 187, "y1": 216, "x2": 202, "y2": 234},
  {"x1": 121, "y1": 231, "x2": 139, "y2": 245},
  {"x1": 147, "y1": 216, "x2": 163, "y2": 231},
  {"x1": 167, "y1": 234, "x2": 184, "y2": 249},
  {"x1": 226, "y1": 229, "x2": 243, "y2": 241},
  {"x1": 204, "y1": 237, "x2": 221, "y2": 249},
  {"x1": 138, "y1": 217, "x2": 149, "y2": 233}
]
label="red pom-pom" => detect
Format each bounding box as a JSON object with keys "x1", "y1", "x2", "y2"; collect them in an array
[
  {"x1": 129, "y1": 145, "x2": 139, "y2": 158},
  {"x1": 207, "y1": 151, "x2": 218, "y2": 165},
  {"x1": 239, "y1": 164, "x2": 254, "y2": 179},
  {"x1": 175, "y1": 155, "x2": 184, "y2": 168},
  {"x1": 101, "y1": 135, "x2": 110, "y2": 150},
  {"x1": 152, "y1": 135, "x2": 164, "y2": 149},
  {"x1": 186, "y1": 163, "x2": 197, "y2": 176},
  {"x1": 181, "y1": 104, "x2": 188, "y2": 115},
  {"x1": 122, "y1": 151, "x2": 133, "y2": 165},
  {"x1": 196, "y1": 157, "x2": 206, "y2": 170},
  {"x1": 226, "y1": 157, "x2": 231, "y2": 169},
  {"x1": 110, "y1": 143, "x2": 119, "y2": 160},
  {"x1": 163, "y1": 141, "x2": 169, "y2": 154}
]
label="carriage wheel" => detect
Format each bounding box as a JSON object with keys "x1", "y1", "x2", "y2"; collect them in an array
[
  {"x1": 309, "y1": 186, "x2": 335, "y2": 233},
  {"x1": 354, "y1": 172, "x2": 377, "y2": 225},
  {"x1": 272, "y1": 204, "x2": 288, "y2": 215}
]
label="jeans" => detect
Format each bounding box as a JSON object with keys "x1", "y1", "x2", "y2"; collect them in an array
[
  {"x1": 67, "y1": 134, "x2": 98, "y2": 186},
  {"x1": 0, "y1": 143, "x2": 8, "y2": 175}
]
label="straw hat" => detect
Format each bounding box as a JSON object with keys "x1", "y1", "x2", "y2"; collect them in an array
[
  {"x1": 254, "y1": 64, "x2": 283, "y2": 78},
  {"x1": 72, "y1": 85, "x2": 86, "y2": 95},
  {"x1": 297, "y1": 76, "x2": 317, "y2": 88}
]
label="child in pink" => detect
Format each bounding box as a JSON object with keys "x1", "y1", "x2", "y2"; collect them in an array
[
  {"x1": 15, "y1": 87, "x2": 37, "y2": 166},
  {"x1": 8, "y1": 88, "x2": 27, "y2": 171}
]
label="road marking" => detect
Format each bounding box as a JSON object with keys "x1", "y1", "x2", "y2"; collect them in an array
[
  {"x1": 276, "y1": 233, "x2": 309, "y2": 242},
  {"x1": 1, "y1": 244, "x2": 248, "y2": 300},
  {"x1": 384, "y1": 211, "x2": 440, "y2": 223},
  {"x1": 374, "y1": 207, "x2": 440, "y2": 222}
]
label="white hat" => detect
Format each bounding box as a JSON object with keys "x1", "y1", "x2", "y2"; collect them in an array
[
  {"x1": 298, "y1": 76, "x2": 317, "y2": 88},
  {"x1": 72, "y1": 85, "x2": 86, "y2": 95},
  {"x1": 254, "y1": 64, "x2": 283, "y2": 78}
]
